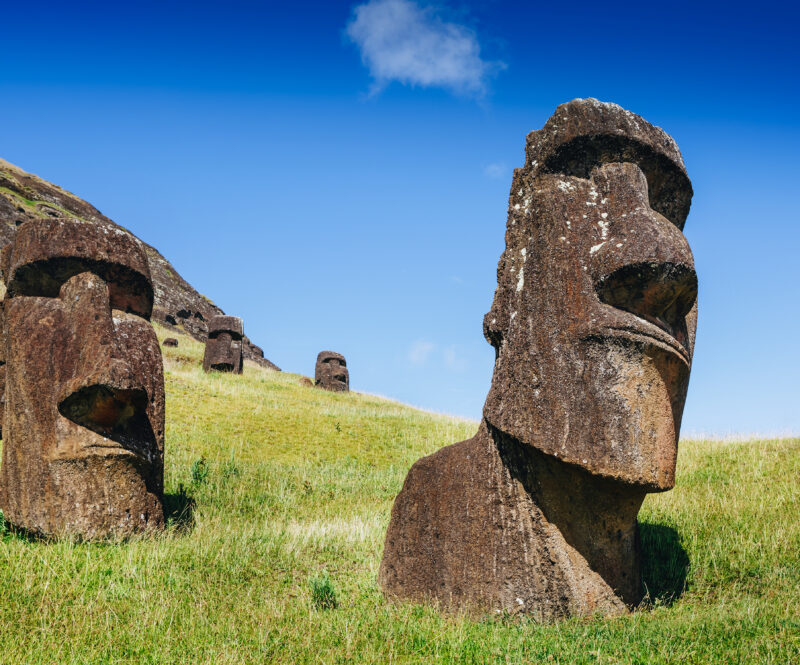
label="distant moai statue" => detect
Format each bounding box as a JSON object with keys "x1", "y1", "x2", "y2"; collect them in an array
[
  {"x1": 379, "y1": 99, "x2": 698, "y2": 619},
  {"x1": 162, "y1": 338, "x2": 179, "y2": 347},
  {"x1": 203, "y1": 316, "x2": 244, "y2": 374},
  {"x1": 0, "y1": 217, "x2": 165, "y2": 538},
  {"x1": 315, "y1": 351, "x2": 349, "y2": 392}
]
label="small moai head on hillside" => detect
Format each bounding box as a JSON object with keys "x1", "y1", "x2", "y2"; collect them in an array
[
  {"x1": 315, "y1": 351, "x2": 349, "y2": 392},
  {"x1": 162, "y1": 338, "x2": 179, "y2": 347},
  {"x1": 482, "y1": 98, "x2": 697, "y2": 491},
  {"x1": 203, "y1": 315, "x2": 244, "y2": 374},
  {"x1": 0, "y1": 217, "x2": 165, "y2": 538}
]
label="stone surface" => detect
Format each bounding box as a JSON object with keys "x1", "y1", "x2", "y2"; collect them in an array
[
  {"x1": 0, "y1": 158, "x2": 279, "y2": 370},
  {"x1": 315, "y1": 351, "x2": 349, "y2": 392},
  {"x1": 203, "y1": 315, "x2": 244, "y2": 374},
  {"x1": 0, "y1": 217, "x2": 166, "y2": 538},
  {"x1": 162, "y1": 338, "x2": 179, "y2": 347},
  {"x1": 379, "y1": 99, "x2": 697, "y2": 618}
]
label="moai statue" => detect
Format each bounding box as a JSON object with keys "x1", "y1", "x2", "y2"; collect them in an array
[
  {"x1": 379, "y1": 99, "x2": 697, "y2": 619},
  {"x1": 203, "y1": 316, "x2": 244, "y2": 373},
  {"x1": 0, "y1": 218, "x2": 165, "y2": 538},
  {"x1": 162, "y1": 338, "x2": 179, "y2": 347},
  {"x1": 315, "y1": 351, "x2": 349, "y2": 392}
]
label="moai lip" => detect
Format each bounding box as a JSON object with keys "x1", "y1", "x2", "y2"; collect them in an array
[
  {"x1": 203, "y1": 315, "x2": 244, "y2": 374},
  {"x1": 315, "y1": 351, "x2": 349, "y2": 392},
  {"x1": 379, "y1": 99, "x2": 697, "y2": 619},
  {"x1": 0, "y1": 217, "x2": 165, "y2": 539}
]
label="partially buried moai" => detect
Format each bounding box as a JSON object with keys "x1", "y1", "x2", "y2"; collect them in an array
[
  {"x1": 315, "y1": 351, "x2": 349, "y2": 392},
  {"x1": 203, "y1": 316, "x2": 244, "y2": 373},
  {"x1": 0, "y1": 218, "x2": 165, "y2": 538},
  {"x1": 379, "y1": 99, "x2": 698, "y2": 619}
]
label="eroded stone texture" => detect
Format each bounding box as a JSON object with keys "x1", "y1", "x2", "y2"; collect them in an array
[
  {"x1": 203, "y1": 315, "x2": 244, "y2": 373},
  {"x1": 315, "y1": 351, "x2": 349, "y2": 392},
  {"x1": 0, "y1": 217, "x2": 165, "y2": 538},
  {"x1": 379, "y1": 99, "x2": 697, "y2": 619},
  {"x1": 162, "y1": 338, "x2": 179, "y2": 347}
]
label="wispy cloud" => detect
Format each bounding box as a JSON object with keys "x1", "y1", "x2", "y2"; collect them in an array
[
  {"x1": 345, "y1": 0, "x2": 503, "y2": 97},
  {"x1": 483, "y1": 162, "x2": 506, "y2": 179},
  {"x1": 408, "y1": 340, "x2": 436, "y2": 366},
  {"x1": 408, "y1": 340, "x2": 470, "y2": 371},
  {"x1": 443, "y1": 344, "x2": 467, "y2": 371}
]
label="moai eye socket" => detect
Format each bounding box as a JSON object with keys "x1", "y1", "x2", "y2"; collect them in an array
[
  {"x1": 595, "y1": 262, "x2": 697, "y2": 348},
  {"x1": 6, "y1": 258, "x2": 154, "y2": 318},
  {"x1": 2, "y1": 218, "x2": 155, "y2": 318}
]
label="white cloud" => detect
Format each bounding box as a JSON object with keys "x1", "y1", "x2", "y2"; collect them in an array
[
  {"x1": 483, "y1": 162, "x2": 506, "y2": 179},
  {"x1": 408, "y1": 340, "x2": 436, "y2": 366},
  {"x1": 346, "y1": 0, "x2": 503, "y2": 97},
  {"x1": 443, "y1": 345, "x2": 467, "y2": 371}
]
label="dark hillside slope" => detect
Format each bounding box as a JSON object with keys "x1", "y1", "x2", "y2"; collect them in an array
[{"x1": 0, "y1": 157, "x2": 278, "y2": 369}]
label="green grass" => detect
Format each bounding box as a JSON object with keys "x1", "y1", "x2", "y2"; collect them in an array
[{"x1": 0, "y1": 326, "x2": 796, "y2": 663}]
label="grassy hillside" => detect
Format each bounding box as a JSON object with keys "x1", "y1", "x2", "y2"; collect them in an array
[{"x1": 0, "y1": 327, "x2": 797, "y2": 664}]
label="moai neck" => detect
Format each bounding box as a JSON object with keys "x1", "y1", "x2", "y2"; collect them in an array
[{"x1": 487, "y1": 422, "x2": 647, "y2": 605}]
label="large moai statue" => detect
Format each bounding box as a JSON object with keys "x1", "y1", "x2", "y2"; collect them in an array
[
  {"x1": 379, "y1": 99, "x2": 697, "y2": 619},
  {"x1": 0, "y1": 218, "x2": 165, "y2": 538},
  {"x1": 315, "y1": 351, "x2": 349, "y2": 392},
  {"x1": 203, "y1": 315, "x2": 244, "y2": 374}
]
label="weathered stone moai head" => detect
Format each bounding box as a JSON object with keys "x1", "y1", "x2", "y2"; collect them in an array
[
  {"x1": 0, "y1": 218, "x2": 165, "y2": 538},
  {"x1": 162, "y1": 338, "x2": 179, "y2": 347},
  {"x1": 379, "y1": 99, "x2": 697, "y2": 619},
  {"x1": 483, "y1": 98, "x2": 696, "y2": 490},
  {"x1": 203, "y1": 316, "x2": 244, "y2": 374},
  {"x1": 315, "y1": 351, "x2": 349, "y2": 392}
]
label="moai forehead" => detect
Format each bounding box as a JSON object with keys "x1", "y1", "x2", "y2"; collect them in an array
[
  {"x1": 207, "y1": 315, "x2": 243, "y2": 339},
  {"x1": 483, "y1": 99, "x2": 696, "y2": 491},
  {"x1": 3, "y1": 217, "x2": 153, "y2": 318},
  {"x1": 317, "y1": 351, "x2": 346, "y2": 367}
]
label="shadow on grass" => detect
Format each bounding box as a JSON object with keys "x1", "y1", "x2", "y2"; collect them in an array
[
  {"x1": 639, "y1": 523, "x2": 689, "y2": 606},
  {"x1": 163, "y1": 484, "x2": 196, "y2": 532}
]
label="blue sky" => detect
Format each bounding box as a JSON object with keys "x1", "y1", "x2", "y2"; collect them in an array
[{"x1": 1, "y1": 0, "x2": 798, "y2": 435}]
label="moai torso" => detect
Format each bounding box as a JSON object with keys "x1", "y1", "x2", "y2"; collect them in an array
[
  {"x1": 315, "y1": 351, "x2": 349, "y2": 392},
  {"x1": 379, "y1": 99, "x2": 697, "y2": 619},
  {"x1": 0, "y1": 218, "x2": 165, "y2": 538},
  {"x1": 203, "y1": 316, "x2": 244, "y2": 374}
]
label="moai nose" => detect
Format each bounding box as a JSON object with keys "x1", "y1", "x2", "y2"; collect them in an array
[
  {"x1": 589, "y1": 163, "x2": 697, "y2": 347},
  {"x1": 56, "y1": 272, "x2": 149, "y2": 425}
]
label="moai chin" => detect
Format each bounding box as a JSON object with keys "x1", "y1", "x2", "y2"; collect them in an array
[
  {"x1": 203, "y1": 315, "x2": 244, "y2": 374},
  {"x1": 315, "y1": 351, "x2": 349, "y2": 392},
  {"x1": 0, "y1": 218, "x2": 165, "y2": 538},
  {"x1": 379, "y1": 99, "x2": 697, "y2": 619}
]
